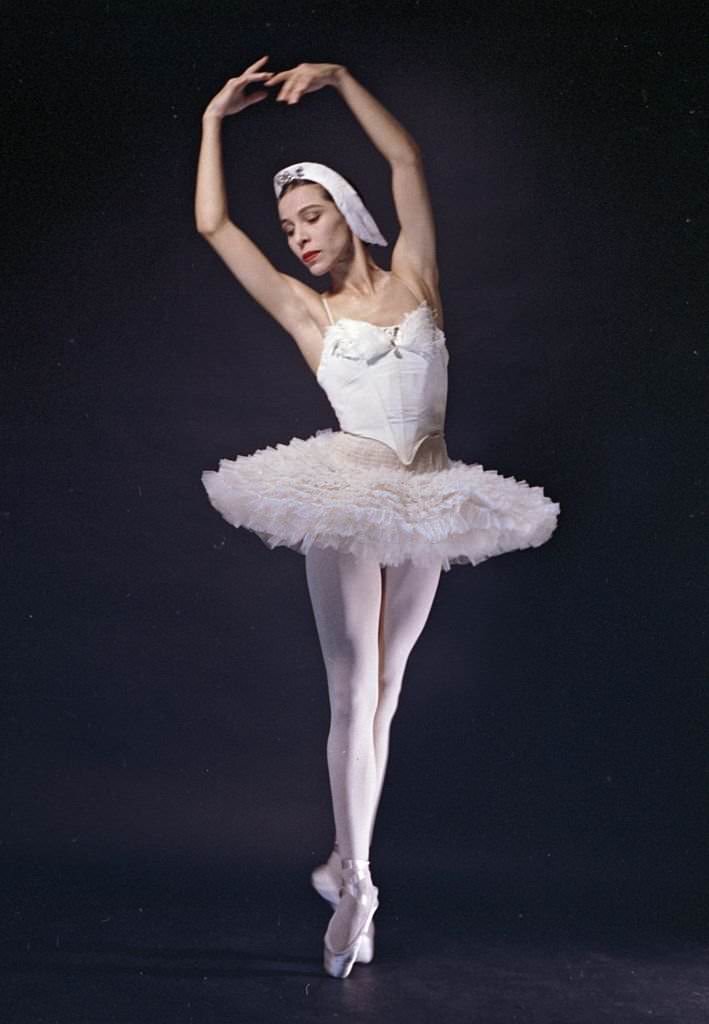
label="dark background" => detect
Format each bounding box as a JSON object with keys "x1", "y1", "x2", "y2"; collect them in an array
[{"x1": 4, "y1": 0, "x2": 707, "y2": 966}]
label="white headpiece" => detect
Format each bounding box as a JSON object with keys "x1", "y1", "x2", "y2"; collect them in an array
[{"x1": 273, "y1": 161, "x2": 388, "y2": 246}]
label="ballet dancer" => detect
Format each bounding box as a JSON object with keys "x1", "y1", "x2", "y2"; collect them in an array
[{"x1": 196, "y1": 55, "x2": 560, "y2": 977}]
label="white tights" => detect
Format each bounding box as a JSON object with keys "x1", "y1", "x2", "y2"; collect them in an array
[{"x1": 305, "y1": 545, "x2": 443, "y2": 866}]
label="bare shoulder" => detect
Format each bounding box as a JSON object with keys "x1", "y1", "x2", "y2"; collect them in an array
[
  {"x1": 278, "y1": 273, "x2": 330, "y2": 376},
  {"x1": 390, "y1": 266, "x2": 444, "y2": 329}
]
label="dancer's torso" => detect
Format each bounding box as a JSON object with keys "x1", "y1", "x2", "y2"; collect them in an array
[{"x1": 316, "y1": 296, "x2": 449, "y2": 466}]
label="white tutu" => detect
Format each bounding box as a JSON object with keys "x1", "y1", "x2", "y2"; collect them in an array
[{"x1": 201, "y1": 428, "x2": 560, "y2": 572}]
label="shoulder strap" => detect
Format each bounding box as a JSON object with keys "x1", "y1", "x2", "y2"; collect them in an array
[{"x1": 321, "y1": 295, "x2": 335, "y2": 325}]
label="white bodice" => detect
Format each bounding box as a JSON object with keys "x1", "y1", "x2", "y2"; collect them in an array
[{"x1": 316, "y1": 300, "x2": 449, "y2": 465}]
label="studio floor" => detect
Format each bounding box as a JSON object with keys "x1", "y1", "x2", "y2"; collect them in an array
[{"x1": 3, "y1": 853, "x2": 707, "y2": 1023}]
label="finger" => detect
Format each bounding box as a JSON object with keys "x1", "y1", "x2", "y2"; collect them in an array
[
  {"x1": 245, "y1": 90, "x2": 269, "y2": 107},
  {"x1": 246, "y1": 55, "x2": 270, "y2": 70},
  {"x1": 278, "y1": 80, "x2": 297, "y2": 102},
  {"x1": 264, "y1": 71, "x2": 287, "y2": 85}
]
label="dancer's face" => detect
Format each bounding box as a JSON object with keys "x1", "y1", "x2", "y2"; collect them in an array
[{"x1": 278, "y1": 184, "x2": 351, "y2": 275}]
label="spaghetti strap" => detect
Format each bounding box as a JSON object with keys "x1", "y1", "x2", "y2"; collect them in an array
[{"x1": 321, "y1": 295, "x2": 335, "y2": 325}]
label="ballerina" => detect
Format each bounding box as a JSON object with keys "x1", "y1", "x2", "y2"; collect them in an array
[{"x1": 195, "y1": 55, "x2": 560, "y2": 978}]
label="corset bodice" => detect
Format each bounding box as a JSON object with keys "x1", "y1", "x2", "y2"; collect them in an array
[{"x1": 316, "y1": 300, "x2": 449, "y2": 465}]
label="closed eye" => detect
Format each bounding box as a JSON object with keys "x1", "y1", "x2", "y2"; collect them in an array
[{"x1": 283, "y1": 214, "x2": 320, "y2": 237}]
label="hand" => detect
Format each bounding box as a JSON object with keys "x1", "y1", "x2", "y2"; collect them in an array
[
  {"x1": 203, "y1": 55, "x2": 275, "y2": 118},
  {"x1": 264, "y1": 62, "x2": 344, "y2": 105}
]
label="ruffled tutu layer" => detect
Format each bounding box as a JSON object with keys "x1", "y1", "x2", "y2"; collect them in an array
[{"x1": 201, "y1": 428, "x2": 560, "y2": 572}]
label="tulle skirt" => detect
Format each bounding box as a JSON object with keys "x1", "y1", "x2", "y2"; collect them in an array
[{"x1": 201, "y1": 428, "x2": 560, "y2": 572}]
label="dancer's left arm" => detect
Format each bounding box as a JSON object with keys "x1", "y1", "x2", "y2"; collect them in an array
[{"x1": 265, "y1": 64, "x2": 438, "y2": 287}]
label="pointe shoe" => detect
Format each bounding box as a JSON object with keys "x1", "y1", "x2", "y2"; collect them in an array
[
  {"x1": 311, "y1": 849, "x2": 375, "y2": 963},
  {"x1": 323, "y1": 859, "x2": 378, "y2": 979},
  {"x1": 310, "y1": 849, "x2": 341, "y2": 909}
]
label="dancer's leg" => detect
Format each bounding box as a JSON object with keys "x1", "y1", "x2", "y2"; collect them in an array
[
  {"x1": 316, "y1": 558, "x2": 443, "y2": 852},
  {"x1": 369, "y1": 561, "x2": 443, "y2": 844},
  {"x1": 305, "y1": 544, "x2": 382, "y2": 951},
  {"x1": 305, "y1": 544, "x2": 382, "y2": 864}
]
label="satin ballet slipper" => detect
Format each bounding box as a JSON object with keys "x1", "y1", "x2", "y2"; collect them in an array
[
  {"x1": 311, "y1": 848, "x2": 375, "y2": 963},
  {"x1": 311, "y1": 848, "x2": 341, "y2": 908},
  {"x1": 323, "y1": 859, "x2": 378, "y2": 979}
]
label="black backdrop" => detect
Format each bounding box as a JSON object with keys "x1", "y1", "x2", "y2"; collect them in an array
[{"x1": 4, "y1": 1, "x2": 706, "y2": 935}]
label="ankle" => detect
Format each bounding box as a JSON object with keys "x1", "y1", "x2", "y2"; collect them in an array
[
  {"x1": 341, "y1": 858, "x2": 374, "y2": 890},
  {"x1": 341, "y1": 858, "x2": 370, "y2": 872}
]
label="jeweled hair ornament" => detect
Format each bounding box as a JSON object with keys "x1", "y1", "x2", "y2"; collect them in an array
[{"x1": 273, "y1": 161, "x2": 388, "y2": 246}]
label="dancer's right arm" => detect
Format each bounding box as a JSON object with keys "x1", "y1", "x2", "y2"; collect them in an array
[{"x1": 194, "y1": 59, "x2": 312, "y2": 340}]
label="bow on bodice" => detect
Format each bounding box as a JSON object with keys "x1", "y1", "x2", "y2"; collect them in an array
[{"x1": 321, "y1": 302, "x2": 447, "y2": 369}]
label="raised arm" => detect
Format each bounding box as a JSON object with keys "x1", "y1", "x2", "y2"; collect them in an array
[
  {"x1": 267, "y1": 64, "x2": 439, "y2": 292},
  {"x1": 335, "y1": 68, "x2": 438, "y2": 290},
  {"x1": 194, "y1": 57, "x2": 312, "y2": 339}
]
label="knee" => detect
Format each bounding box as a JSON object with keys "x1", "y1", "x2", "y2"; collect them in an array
[
  {"x1": 376, "y1": 666, "x2": 406, "y2": 717},
  {"x1": 329, "y1": 679, "x2": 378, "y2": 729}
]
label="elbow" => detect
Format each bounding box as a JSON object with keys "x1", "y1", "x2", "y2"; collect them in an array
[
  {"x1": 196, "y1": 216, "x2": 228, "y2": 237},
  {"x1": 390, "y1": 142, "x2": 422, "y2": 166},
  {"x1": 195, "y1": 200, "x2": 230, "y2": 235}
]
